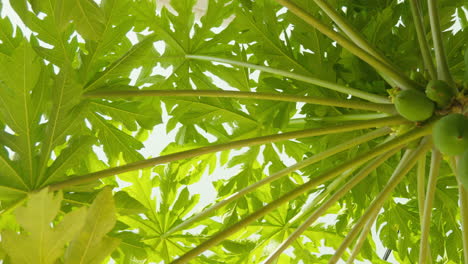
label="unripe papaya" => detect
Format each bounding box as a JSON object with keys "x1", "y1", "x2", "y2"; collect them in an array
[
  {"x1": 425, "y1": 80, "x2": 455, "y2": 108},
  {"x1": 458, "y1": 150, "x2": 468, "y2": 190},
  {"x1": 432, "y1": 114, "x2": 468, "y2": 155},
  {"x1": 394, "y1": 89, "x2": 435, "y2": 121}
]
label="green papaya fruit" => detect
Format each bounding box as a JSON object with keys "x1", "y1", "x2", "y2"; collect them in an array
[
  {"x1": 433, "y1": 113, "x2": 468, "y2": 155},
  {"x1": 458, "y1": 150, "x2": 468, "y2": 190},
  {"x1": 425, "y1": 80, "x2": 455, "y2": 108},
  {"x1": 394, "y1": 89, "x2": 435, "y2": 121}
]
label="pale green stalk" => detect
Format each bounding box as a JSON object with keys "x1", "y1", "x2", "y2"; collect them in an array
[
  {"x1": 459, "y1": 185, "x2": 468, "y2": 264},
  {"x1": 263, "y1": 149, "x2": 400, "y2": 264},
  {"x1": 303, "y1": 113, "x2": 390, "y2": 122},
  {"x1": 289, "y1": 168, "x2": 356, "y2": 225},
  {"x1": 418, "y1": 150, "x2": 440, "y2": 264},
  {"x1": 165, "y1": 128, "x2": 390, "y2": 236},
  {"x1": 454, "y1": 156, "x2": 468, "y2": 264},
  {"x1": 84, "y1": 89, "x2": 395, "y2": 113},
  {"x1": 186, "y1": 55, "x2": 391, "y2": 104},
  {"x1": 47, "y1": 116, "x2": 406, "y2": 191},
  {"x1": 417, "y1": 153, "x2": 433, "y2": 263},
  {"x1": 417, "y1": 155, "x2": 427, "y2": 219},
  {"x1": 328, "y1": 137, "x2": 433, "y2": 264},
  {"x1": 409, "y1": 0, "x2": 437, "y2": 79},
  {"x1": 346, "y1": 211, "x2": 379, "y2": 264},
  {"x1": 273, "y1": 0, "x2": 419, "y2": 91},
  {"x1": 171, "y1": 125, "x2": 433, "y2": 264},
  {"x1": 311, "y1": 0, "x2": 401, "y2": 73},
  {"x1": 427, "y1": 0, "x2": 454, "y2": 85},
  {"x1": 291, "y1": 135, "x2": 396, "y2": 224},
  {"x1": 289, "y1": 135, "x2": 392, "y2": 237}
]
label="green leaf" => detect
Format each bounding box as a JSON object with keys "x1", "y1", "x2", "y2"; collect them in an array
[
  {"x1": 464, "y1": 46, "x2": 468, "y2": 81},
  {"x1": 84, "y1": 34, "x2": 158, "y2": 91},
  {"x1": 65, "y1": 188, "x2": 120, "y2": 264},
  {"x1": 80, "y1": 0, "x2": 134, "y2": 80},
  {"x1": 88, "y1": 112, "x2": 144, "y2": 165},
  {"x1": 89, "y1": 99, "x2": 159, "y2": 131},
  {"x1": 43, "y1": 136, "x2": 95, "y2": 185},
  {"x1": 69, "y1": 0, "x2": 105, "y2": 41},
  {"x1": 111, "y1": 232, "x2": 148, "y2": 261},
  {"x1": 0, "y1": 17, "x2": 23, "y2": 55},
  {"x1": 0, "y1": 0, "x2": 467, "y2": 263},
  {"x1": 114, "y1": 191, "x2": 147, "y2": 215},
  {"x1": 1, "y1": 189, "x2": 87, "y2": 264},
  {"x1": 10, "y1": 0, "x2": 77, "y2": 67},
  {"x1": 37, "y1": 68, "x2": 86, "y2": 185},
  {"x1": 0, "y1": 41, "x2": 43, "y2": 186},
  {"x1": 0, "y1": 138, "x2": 28, "y2": 192}
]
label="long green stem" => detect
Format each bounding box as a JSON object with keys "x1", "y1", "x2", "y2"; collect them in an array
[
  {"x1": 417, "y1": 155, "x2": 427, "y2": 219},
  {"x1": 291, "y1": 135, "x2": 396, "y2": 224},
  {"x1": 459, "y1": 185, "x2": 468, "y2": 264},
  {"x1": 171, "y1": 125, "x2": 433, "y2": 264},
  {"x1": 186, "y1": 55, "x2": 391, "y2": 104},
  {"x1": 83, "y1": 89, "x2": 396, "y2": 113},
  {"x1": 409, "y1": 0, "x2": 437, "y2": 79},
  {"x1": 263, "y1": 149, "x2": 400, "y2": 264},
  {"x1": 290, "y1": 168, "x2": 356, "y2": 225},
  {"x1": 310, "y1": 0, "x2": 400, "y2": 88},
  {"x1": 330, "y1": 148, "x2": 412, "y2": 264},
  {"x1": 273, "y1": 0, "x2": 419, "y2": 91},
  {"x1": 47, "y1": 116, "x2": 406, "y2": 190},
  {"x1": 455, "y1": 156, "x2": 468, "y2": 264},
  {"x1": 346, "y1": 211, "x2": 379, "y2": 264},
  {"x1": 416, "y1": 153, "x2": 433, "y2": 264},
  {"x1": 328, "y1": 137, "x2": 433, "y2": 264},
  {"x1": 291, "y1": 114, "x2": 391, "y2": 128},
  {"x1": 311, "y1": 0, "x2": 400, "y2": 72},
  {"x1": 427, "y1": 0, "x2": 454, "y2": 85},
  {"x1": 303, "y1": 113, "x2": 390, "y2": 122},
  {"x1": 165, "y1": 127, "x2": 391, "y2": 236},
  {"x1": 419, "y1": 150, "x2": 441, "y2": 264}
]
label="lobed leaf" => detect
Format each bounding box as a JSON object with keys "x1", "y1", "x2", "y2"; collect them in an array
[
  {"x1": 65, "y1": 187, "x2": 120, "y2": 264},
  {"x1": 1, "y1": 189, "x2": 87, "y2": 264}
]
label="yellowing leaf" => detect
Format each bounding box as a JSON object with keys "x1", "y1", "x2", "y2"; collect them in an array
[
  {"x1": 1, "y1": 189, "x2": 87, "y2": 264},
  {"x1": 65, "y1": 187, "x2": 120, "y2": 264}
]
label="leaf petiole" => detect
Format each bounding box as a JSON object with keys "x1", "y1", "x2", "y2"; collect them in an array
[
  {"x1": 409, "y1": 0, "x2": 437, "y2": 79},
  {"x1": 427, "y1": 0, "x2": 455, "y2": 86},
  {"x1": 273, "y1": 0, "x2": 419, "y2": 91},
  {"x1": 264, "y1": 148, "x2": 401, "y2": 264},
  {"x1": 84, "y1": 89, "x2": 396, "y2": 113},
  {"x1": 165, "y1": 127, "x2": 392, "y2": 236},
  {"x1": 186, "y1": 54, "x2": 392, "y2": 104},
  {"x1": 47, "y1": 116, "x2": 407, "y2": 190},
  {"x1": 418, "y1": 150, "x2": 441, "y2": 264},
  {"x1": 328, "y1": 137, "x2": 433, "y2": 263},
  {"x1": 171, "y1": 125, "x2": 433, "y2": 264},
  {"x1": 345, "y1": 210, "x2": 379, "y2": 264},
  {"x1": 310, "y1": 0, "x2": 402, "y2": 88}
]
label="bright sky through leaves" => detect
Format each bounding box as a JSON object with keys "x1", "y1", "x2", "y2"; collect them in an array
[{"x1": 0, "y1": 0, "x2": 467, "y2": 263}]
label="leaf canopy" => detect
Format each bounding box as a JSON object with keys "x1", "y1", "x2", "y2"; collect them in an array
[{"x1": 0, "y1": 0, "x2": 467, "y2": 263}]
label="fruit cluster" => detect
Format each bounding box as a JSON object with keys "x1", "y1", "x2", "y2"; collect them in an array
[
  {"x1": 393, "y1": 81, "x2": 467, "y2": 188},
  {"x1": 394, "y1": 80, "x2": 456, "y2": 122}
]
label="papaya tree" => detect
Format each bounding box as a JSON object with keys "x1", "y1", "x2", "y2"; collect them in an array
[{"x1": 0, "y1": 0, "x2": 467, "y2": 263}]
